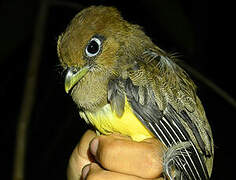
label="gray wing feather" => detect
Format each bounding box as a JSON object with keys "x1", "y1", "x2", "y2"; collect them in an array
[{"x1": 124, "y1": 78, "x2": 210, "y2": 180}]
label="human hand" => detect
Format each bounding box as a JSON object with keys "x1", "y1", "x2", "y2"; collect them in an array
[{"x1": 67, "y1": 130, "x2": 165, "y2": 180}]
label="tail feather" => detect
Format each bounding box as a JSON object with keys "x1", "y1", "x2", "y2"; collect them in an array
[{"x1": 163, "y1": 142, "x2": 191, "y2": 180}]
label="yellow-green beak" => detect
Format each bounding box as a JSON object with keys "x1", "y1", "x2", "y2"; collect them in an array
[{"x1": 65, "y1": 66, "x2": 89, "y2": 93}]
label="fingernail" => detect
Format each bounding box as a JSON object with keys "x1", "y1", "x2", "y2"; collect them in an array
[
  {"x1": 82, "y1": 164, "x2": 90, "y2": 180},
  {"x1": 90, "y1": 138, "x2": 99, "y2": 156}
]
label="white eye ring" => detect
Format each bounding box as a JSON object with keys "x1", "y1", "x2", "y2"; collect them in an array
[{"x1": 85, "y1": 37, "x2": 102, "y2": 57}]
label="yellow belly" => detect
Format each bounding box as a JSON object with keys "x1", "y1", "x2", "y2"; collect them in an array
[{"x1": 79, "y1": 100, "x2": 153, "y2": 142}]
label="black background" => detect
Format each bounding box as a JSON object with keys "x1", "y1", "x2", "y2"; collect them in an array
[{"x1": 1, "y1": 0, "x2": 234, "y2": 179}]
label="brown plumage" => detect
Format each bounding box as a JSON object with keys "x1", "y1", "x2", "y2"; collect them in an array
[{"x1": 57, "y1": 6, "x2": 214, "y2": 179}]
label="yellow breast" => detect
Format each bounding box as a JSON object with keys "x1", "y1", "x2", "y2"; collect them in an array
[{"x1": 79, "y1": 100, "x2": 153, "y2": 142}]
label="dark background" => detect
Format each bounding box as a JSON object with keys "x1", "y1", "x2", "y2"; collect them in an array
[{"x1": 1, "y1": 0, "x2": 234, "y2": 179}]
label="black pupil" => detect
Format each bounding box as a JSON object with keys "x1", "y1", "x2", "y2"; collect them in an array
[{"x1": 87, "y1": 40, "x2": 99, "y2": 54}]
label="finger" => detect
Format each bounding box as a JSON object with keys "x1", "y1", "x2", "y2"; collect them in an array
[
  {"x1": 82, "y1": 163, "x2": 164, "y2": 180},
  {"x1": 67, "y1": 130, "x2": 97, "y2": 180},
  {"x1": 76, "y1": 130, "x2": 97, "y2": 161},
  {"x1": 89, "y1": 134, "x2": 165, "y2": 179}
]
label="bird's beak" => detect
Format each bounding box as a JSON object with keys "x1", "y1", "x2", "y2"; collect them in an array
[{"x1": 65, "y1": 66, "x2": 89, "y2": 93}]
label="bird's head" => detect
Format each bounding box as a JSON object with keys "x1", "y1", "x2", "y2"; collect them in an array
[{"x1": 57, "y1": 6, "x2": 153, "y2": 109}]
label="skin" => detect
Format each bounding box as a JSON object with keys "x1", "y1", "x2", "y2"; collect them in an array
[{"x1": 67, "y1": 130, "x2": 165, "y2": 180}]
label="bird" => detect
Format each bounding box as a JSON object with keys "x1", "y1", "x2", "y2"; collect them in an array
[{"x1": 57, "y1": 6, "x2": 214, "y2": 180}]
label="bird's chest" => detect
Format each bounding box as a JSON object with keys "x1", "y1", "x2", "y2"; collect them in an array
[{"x1": 79, "y1": 102, "x2": 153, "y2": 141}]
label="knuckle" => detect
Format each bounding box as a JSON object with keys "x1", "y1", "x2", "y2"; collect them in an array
[
  {"x1": 98, "y1": 139, "x2": 119, "y2": 166},
  {"x1": 141, "y1": 143, "x2": 163, "y2": 178}
]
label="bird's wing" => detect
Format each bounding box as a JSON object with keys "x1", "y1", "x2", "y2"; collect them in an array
[
  {"x1": 108, "y1": 49, "x2": 212, "y2": 179},
  {"x1": 125, "y1": 78, "x2": 209, "y2": 180}
]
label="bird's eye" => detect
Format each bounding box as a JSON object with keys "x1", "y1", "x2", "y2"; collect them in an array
[{"x1": 85, "y1": 37, "x2": 102, "y2": 57}]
